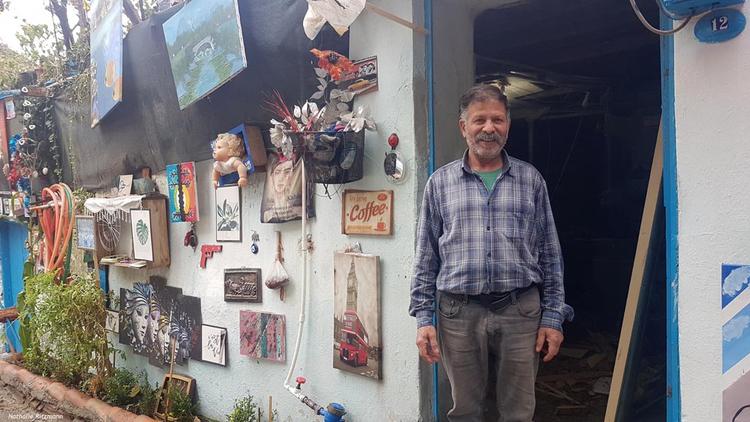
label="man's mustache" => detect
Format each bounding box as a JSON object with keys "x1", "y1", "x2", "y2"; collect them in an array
[{"x1": 476, "y1": 132, "x2": 501, "y2": 142}]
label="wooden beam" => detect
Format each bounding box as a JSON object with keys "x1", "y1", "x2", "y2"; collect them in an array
[{"x1": 604, "y1": 123, "x2": 664, "y2": 421}]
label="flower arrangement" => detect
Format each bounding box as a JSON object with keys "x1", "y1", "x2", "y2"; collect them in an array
[{"x1": 266, "y1": 49, "x2": 376, "y2": 162}]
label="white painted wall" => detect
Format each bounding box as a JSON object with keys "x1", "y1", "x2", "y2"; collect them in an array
[
  {"x1": 109, "y1": 1, "x2": 423, "y2": 420},
  {"x1": 673, "y1": 4, "x2": 750, "y2": 420}
]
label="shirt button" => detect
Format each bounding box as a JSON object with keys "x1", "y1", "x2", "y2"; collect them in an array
[
  {"x1": 487, "y1": 252, "x2": 491, "y2": 258},
  {"x1": 486, "y1": 226, "x2": 490, "y2": 231}
]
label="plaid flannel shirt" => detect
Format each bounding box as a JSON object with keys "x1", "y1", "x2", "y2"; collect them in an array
[{"x1": 410, "y1": 150, "x2": 574, "y2": 331}]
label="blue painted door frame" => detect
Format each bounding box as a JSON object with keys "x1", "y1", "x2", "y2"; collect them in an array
[
  {"x1": 0, "y1": 220, "x2": 28, "y2": 352},
  {"x1": 660, "y1": 13, "x2": 681, "y2": 422}
]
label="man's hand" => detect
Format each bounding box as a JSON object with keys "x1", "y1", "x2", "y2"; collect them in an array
[
  {"x1": 416, "y1": 326, "x2": 440, "y2": 364},
  {"x1": 536, "y1": 327, "x2": 564, "y2": 362}
]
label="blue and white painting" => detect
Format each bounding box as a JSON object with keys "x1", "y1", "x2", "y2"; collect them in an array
[
  {"x1": 162, "y1": 0, "x2": 247, "y2": 109},
  {"x1": 89, "y1": 0, "x2": 123, "y2": 127},
  {"x1": 723, "y1": 301, "x2": 750, "y2": 373},
  {"x1": 722, "y1": 264, "x2": 750, "y2": 308}
]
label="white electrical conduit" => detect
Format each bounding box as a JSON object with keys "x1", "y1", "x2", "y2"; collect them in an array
[
  {"x1": 284, "y1": 157, "x2": 309, "y2": 399},
  {"x1": 629, "y1": 0, "x2": 694, "y2": 35}
]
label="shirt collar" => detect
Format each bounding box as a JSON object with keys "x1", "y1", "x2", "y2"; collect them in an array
[{"x1": 460, "y1": 149, "x2": 513, "y2": 176}]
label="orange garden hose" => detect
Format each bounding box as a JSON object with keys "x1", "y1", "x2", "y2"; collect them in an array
[{"x1": 35, "y1": 183, "x2": 75, "y2": 280}]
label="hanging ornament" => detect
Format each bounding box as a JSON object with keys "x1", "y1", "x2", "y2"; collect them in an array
[
  {"x1": 23, "y1": 113, "x2": 31, "y2": 120},
  {"x1": 183, "y1": 222, "x2": 198, "y2": 251},
  {"x1": 250, "y1": 230, "x2": 260, "y2": 254},
  {"x1": 22, "y1": 100, "x2": 31, "y2": 107},
  {"x1": 28, "y1": 125, "x2": 35, "y2": 130},
  {"x1": 384, "y1": 132, "x2": 406, "y2": 184}
]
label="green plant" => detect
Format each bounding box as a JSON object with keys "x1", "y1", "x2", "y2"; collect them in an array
[
  {"x1": 17, "y1": 271, "x2": 113, "y2": 388},
  {"x1": 102, "y1": 367, "x2": 140, "y2": 406},
  {"x1": 136, "y1": 379, "x2": 159, "y2": 417},
  {"x1": 226, "y1": 394, "x2": 278, "y2": 422},
  {"x1": 226, "y1": 394, "x2": 260, "y2": 422},
  {"x1": 168, "y1": 386, "x2": 198, "y2": 422}
]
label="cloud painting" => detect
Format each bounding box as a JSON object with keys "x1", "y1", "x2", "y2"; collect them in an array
[
  {"x1": 722, "y1": 264, "x2": 750, "y2": 308},
  {"x1": 723, "y1": 302, "x2": 750, "y2": 373}
]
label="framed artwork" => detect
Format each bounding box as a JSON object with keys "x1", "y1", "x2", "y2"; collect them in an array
[
  {"x1": 341, "y1": 190, "x2": 394, "y2": 236},
  {"x1": 105, "y1": 309, "x2": 119, "y2": 333},
  {"x1": 215, "y1": 185, "x2": 241, "y2": 242},
  {"x1": 130, "y1": 209, "x2": 154, "y2": 261},
  {"x1": 76, "y1": 215, "x2": 96, "y2": 250},
  {"x1": 239, "y1": 311, "x2": 286, "y2": 362},
  {"x1": 260, "y1": 153, "x2": 315, "y2": 223},
  {"x1": 154, "y1": 374, "x2": 195, "y2": 420},
  {"x1": 340, "y1": 56, "x2": 378, "y2": 96},
  {"x1": 162, "y1": 0, "x2": 247, "y2": 109},
  {"x1": 2, "y1": 198, "x2": 10, "y2": 216},
  {"x1": 200, "y1": 324, "x2": 227, "y2": 366},
  {"x1": 0, "y1": 196, "x2": 4, "y2": 215},
  {"x1": 167, "y1": 162, "x2": 200, "y2": 223},
  {"x1": 224, "y1": 268, "x2": 262, "y2": 302},
  {"x1": 117, "y1": 174, "x2": 133, "y2": 196},
  {"x1": 333, "y1": 252, "x2": 381, "y2": 379},
  {"x1": 89, "y1": 0, "x2": 123, "y2": 127}
]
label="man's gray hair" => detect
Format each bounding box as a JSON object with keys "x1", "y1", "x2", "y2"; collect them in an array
[{"x1": 459, "y1": 84, "x2": 510, "y2": 120}]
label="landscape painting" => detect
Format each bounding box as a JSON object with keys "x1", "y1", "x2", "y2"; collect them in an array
[
  {"x1": 162, "y1": 0, "x2": 247, "y2": 109},
  {"x1": 239, "y1": 311, "x2": 285, "y2": 362},
  {"x1": 89, "y1": 0, "x2": 123, "y2": 127},
  {"x1": 333, "y1": 252, "x2": 381, "y2": 380}
]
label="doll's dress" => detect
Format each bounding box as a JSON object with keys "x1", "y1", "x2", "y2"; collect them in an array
[{"x1": 214, "y1": 156, "x2": 241, "y2": 175}]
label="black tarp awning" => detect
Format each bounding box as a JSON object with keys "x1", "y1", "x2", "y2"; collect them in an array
[{"x1": 56, "y1": 0, "x2": 347, "y2": 189}]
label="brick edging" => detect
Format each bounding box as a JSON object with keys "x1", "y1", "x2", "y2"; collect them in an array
[{"x1": 0, "y1": 355, "x2": 156, "y2": 422}]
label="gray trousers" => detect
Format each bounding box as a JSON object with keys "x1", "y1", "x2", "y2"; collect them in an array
[{"x1": 437, "y1": 288, "x2": 541, "y2": 422}]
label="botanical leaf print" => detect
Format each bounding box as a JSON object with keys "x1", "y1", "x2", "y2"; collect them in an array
[{"x1": 136, "y1": 219, "x2": 149, "y2": 245}]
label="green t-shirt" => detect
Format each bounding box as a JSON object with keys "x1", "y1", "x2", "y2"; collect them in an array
[{"x1": 476, "y1": 169, "x2": 502, "y2": 192}]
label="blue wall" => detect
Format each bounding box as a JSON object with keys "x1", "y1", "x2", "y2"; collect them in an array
[{"x1": 0, "y1": 220, "x2": 28, "y2": 352}]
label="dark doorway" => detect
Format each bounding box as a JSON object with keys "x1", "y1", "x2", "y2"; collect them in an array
[{"x1": 437, "y1": 1, "x2": 667, "y2": 420}]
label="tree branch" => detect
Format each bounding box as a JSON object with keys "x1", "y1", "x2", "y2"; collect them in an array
[
  {"x1": 123, "y1": 0, "x2": 141, "y2": 24},
  {"x1": 49, "y1": 0, "x2": 74, "y2": 51}
]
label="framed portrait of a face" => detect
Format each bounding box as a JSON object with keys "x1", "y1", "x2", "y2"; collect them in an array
[
  {"x1": 260, "y1": 154, "x2": 315, "y2": 223},
  {"x1": 216, "y1": 185, "x2": 241, "y2": 242},
  {"x1": 130, "y1": 209, "x2": 153, "y2": 261}
]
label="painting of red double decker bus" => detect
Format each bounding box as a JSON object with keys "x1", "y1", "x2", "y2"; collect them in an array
[
  {"x1": 333, "y1": 252, "x2": 381, "y2": 379},
  {"x1": 339, "y1": 310, "x2": 369, "y2": 366}
]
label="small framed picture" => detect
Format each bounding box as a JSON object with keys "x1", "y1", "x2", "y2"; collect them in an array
[
  {"x1": 224, "y1": 268, "x2": 262, "y2": 302},
  {"x1": 130, "y1": 209, "x2": 153, "y2": 261},
  {"x1": 117, "y1": 174, "x2": 133, "y2": 196},
  {"x1": 2, "y1": 197, "x2": 10, "y2": 216},
  {"x1": 215, "y1": 185, "x2": 241, "y2": 242},
  {"x1": 341, "y1": 190, "x2": 394, "y2": 236},
  {"x1": 105, "y1": 309, "x2": 119, "y2": 333},
  {"x1": 76, "y1": 215, "x2": 96, "y2": 250},
  {"x1": 200, "y1": 324, "x2": 227, "y2": 366}
]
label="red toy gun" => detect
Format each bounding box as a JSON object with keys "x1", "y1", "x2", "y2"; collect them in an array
[{"x1": 200, "y1": 244, "x2": 222, "y2": 269}]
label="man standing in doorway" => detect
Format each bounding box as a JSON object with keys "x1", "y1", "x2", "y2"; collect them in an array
[{"x1": 410, "y1": 84, "x2": 573, "y2": 421}]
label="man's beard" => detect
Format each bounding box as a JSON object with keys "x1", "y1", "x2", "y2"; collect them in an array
[{"x1": 471, "y1": 132, "x2": 506, "y2": 159}]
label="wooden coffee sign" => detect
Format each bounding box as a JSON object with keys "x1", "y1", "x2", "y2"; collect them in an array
[{"x1": 342, "y1": 190, "x2": 393, "y2": 236}]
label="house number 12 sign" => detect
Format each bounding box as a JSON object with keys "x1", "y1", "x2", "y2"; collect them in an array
[
  {"x1": 694, "y1": 8, "x2": 746, "y2": 43},
  {"x1": 342, "y1": 190, "x2": 394, "y2": 236}
]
